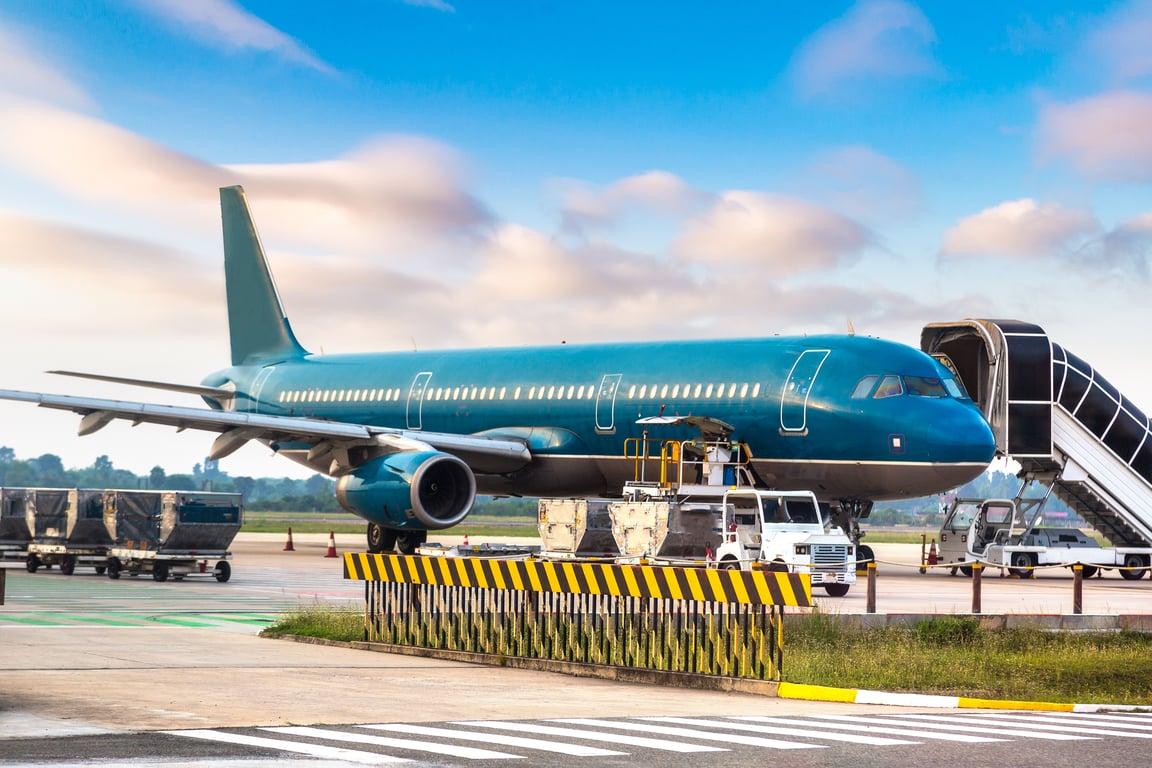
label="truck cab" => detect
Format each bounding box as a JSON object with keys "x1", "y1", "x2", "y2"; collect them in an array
[{"x1": 715, "y1": 489, "x2": 856, "y2": 596}]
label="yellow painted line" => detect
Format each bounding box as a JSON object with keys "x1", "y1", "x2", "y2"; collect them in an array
[
  {"x1": 752, "y1": 574, "x2": 774, "y2": 604},
  {"x1": 959, "y1": 697, "x2": 1075, "y2": 711},
  {"x1": 419, "y1": 556, "x2": 437, "y2": 584},
  {"x1": 435, "y1": 556, "x2": 453, "y2": 584},
  {"x1": 601, "y1": 564, "x2": 621, "y2": 595},
  {"x1": 620, "y1": 565, "x2": 642, "y2": 597},
  {"x1": 662, "y1": 568, "x2": 683, "y2": 600},
  {"x1": 778, "y1": 682, "x2": 859, "y2": 703},
  {"x1": 704, "y1": 568, "x2": 727, "y2": 602},
  {"x1": 641, "y1": 566, "x2": 663, "y2": 598},
  {"x1": 403, "y1": 556, "x2": 421, "y2": 583},
  {"x1": 580, "y1": 563, "x2": 601, "y2": 595},
  {"x1": 488, "y1": 560, "x2": 507, "y2": 590},
  {"x1": 542, "y1": 562, "x2": 562, "y2": 592},
  {"x1": 451, "y1": 557, "x2": 472, "y2": 587},
  {"x1": 470, "y1": 558, "x2": 489, "y2": 588},
  {"x1": 506, "y1": 561, "x2": 525, "y2": 591},
  {"x1": 776, "y1": 574, "x2": 797, "y2": 606},
  {"x1": 560, "y1": 562, "x2": 581, "y2": 594},
  {"x1": 684, "y1": 568, "x2": 706, "y2": 601},
  {"x1": 728, "y1": 571, "x2": 750, "y2": 604}
]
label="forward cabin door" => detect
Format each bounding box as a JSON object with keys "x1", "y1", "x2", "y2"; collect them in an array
[
  {"x1": 595, "y1": 373, "x2": 623, "y2": 434},
  {"x1": 780, "y1": 350, "x2": 830, "y2": 433},
  {"x1": 406, "y1": 371, "x2": 432, "y2": 430}
]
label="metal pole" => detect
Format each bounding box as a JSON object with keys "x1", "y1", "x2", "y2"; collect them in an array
[
  {"x1": 919, "y1": 534, "x2": 926, "y2": 574},
  {"x1": 972, "y1": 562, "x2": 982, "y2": 614},
  {"x1": 0, "y1": 566, "x2": 5, "y2": 606},
  {"x1": 866, "y1": 562, "x2": 877, "y2": 613},
  {"x1": 1073, "y1": 564, "x2": 1083, "y2": 615}
]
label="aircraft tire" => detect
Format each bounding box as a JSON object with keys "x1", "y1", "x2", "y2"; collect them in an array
[
  {"x1": 857, "y1": 545, "x2": 875, "y2": 567},
  {"x1": 823, "y1": 583, "x2": 851, "y2": 597},
  {"x1": 396, "y1": 530, "x2": 427, "y2": 555},
  {"x1": 367, "y1": 523, "x2": 398, "y2": 554}
]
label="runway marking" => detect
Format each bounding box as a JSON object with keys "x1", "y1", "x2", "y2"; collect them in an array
[
  {"x1": 905, "y1": 714, "x2": 1152, "y2": 738},
  {"x1": 815, "y1": 714, "x2": 1092, "y2": 741},
  {"x1": 455, "y1": 720, "x2": 727, "y2": 752},
  {"x1": 165, "y1": 729, "x2": 409, "y2": 764},
  {"x1": 359, "y1": 724, "x2": 626, "y2": 756},
  {"x1": 956, "y1": 713, "x2": 1152, "y2": 731},
  {"x1": 552, "y1": 719, "x2": 824, "y2": 750},
  {"x1": 643, "y1": 716, "x2": 919, "y2": 745},
  {"x1": 261, "y1": 726, "x2": 521, "y2": 759},
  {"x1": 732, "y1": 715, "x2": 1005, "y2": 742}
]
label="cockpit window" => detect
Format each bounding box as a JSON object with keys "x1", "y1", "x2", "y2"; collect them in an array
[
  {"x1": 943, "y1": 378, "x2": 969, "y2": 400},
  {"x1": 851, "y1": 376, "x2": 879, "y2": 399},
  {"x1": 873, "y1": 375, "x2": 903, "y2": 399},
  {"x1": 904, "y1": 376, "x2": 948, "y2": 398}
]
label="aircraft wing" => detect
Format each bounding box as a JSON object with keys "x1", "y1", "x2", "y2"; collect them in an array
[{"x1": 0, "y1": 389, "x2": 532, "y2": 475}]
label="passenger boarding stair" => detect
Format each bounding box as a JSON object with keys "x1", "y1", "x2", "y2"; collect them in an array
[{"x1": 922, "y1": 319, "x2": 1152, "y2": 548}]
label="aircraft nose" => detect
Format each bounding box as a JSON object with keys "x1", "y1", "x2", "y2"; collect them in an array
[{"x1": 928, "y1": 402, "x2": 997, "y2": 464}]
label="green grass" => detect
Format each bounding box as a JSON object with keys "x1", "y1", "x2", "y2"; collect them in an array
[
  {"x1": 261, "y1": 605, "x2": 364, "y2": 642},
  {"x1": 786, "y1": 614, "x2": 1152, "y2": 704}
]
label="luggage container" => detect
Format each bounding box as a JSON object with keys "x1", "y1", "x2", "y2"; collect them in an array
[
  {"x1": 104, "y1": 490, "x2": 242, "y2": 582},
  {"x1": 537, "y1": 499, "x2": 619, "y2": 558},
  {"x1": 25, "y1": 489, "x2": 115, "y2": 575},
  {"x1": 0, "y1": 488, "x2": 32, "y2": 560}
]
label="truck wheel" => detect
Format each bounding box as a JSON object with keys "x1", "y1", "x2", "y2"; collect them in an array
[
  {"x1": 824, "y1": 583, "x2": 851, "y2": 597},
  {"x1": 60, "y1": 556, "x2": 76, "y2": 576},
  {"x1": 25, "y1": 554, "x2": 39, "y2": 573},
  {"x1": 765, "y1": 560, "x2": 789, "y2": 573},
  {"x1": 214, "y1": 561, "x2": 231, "y2": 583},
  {"x1": 152, "y1": 562, "x2": 169, "y2": 582},
  {"x1": 367, "y1": 523, "x2": 398, "y2": 554},
  {"x1": 1120, "y1": 554, "x2": 1149, "y2": 580},
  {"x1": 106, "y1": 558, "x2": 121, "y2": 579},
  {"x1": 959, "y1": 565, "x2": 974, "y2": 577},
  {"x1": 94, "y1": 565, "x2": 107, "y2": 575},
  {"x1": 1009, "y1": 552, "x2": 1034, "y2": 578},
  {"x1": 720, "y1": 558, "x2": 740, "y2": 571},
  {"x1": 1078, "y1": 565, "x2": 1098, "y2": 579}
]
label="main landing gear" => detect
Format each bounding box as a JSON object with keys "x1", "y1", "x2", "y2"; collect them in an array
[{"x1": 366, "y1": 523, "x2": 428, "y2": 555}]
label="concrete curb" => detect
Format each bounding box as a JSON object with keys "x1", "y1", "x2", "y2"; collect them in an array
[
  {"x1": 782, "y1": 613, "x2": 1152, "y2": 632},
  {"x1": 777, "y1": 682, "x2": 1152, "y2": 712}
]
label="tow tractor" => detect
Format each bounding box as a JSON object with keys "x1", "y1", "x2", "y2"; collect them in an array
[
  {"x1": 939, "y1": 492, "x2": 1152, "y2": 579},
  {"x1": 537, "y1": 416, "x2": 857, "y2": 595}
]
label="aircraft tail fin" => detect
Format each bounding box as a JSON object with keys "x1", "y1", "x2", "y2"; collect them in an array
[{"x1": 219, "y1": 186, "x2": 308, "y2": 366}]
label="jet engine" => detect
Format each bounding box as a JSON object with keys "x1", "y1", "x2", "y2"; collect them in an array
[{"x1": 335, "y1": 451, "x2": 476, "y2": 530}]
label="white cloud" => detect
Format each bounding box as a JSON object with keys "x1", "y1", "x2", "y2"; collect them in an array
[
  {"x1": 128, "y1": 0, "x2": 332, "y2": 73},
  {"x1": 1087, "y1": 0, "x2": 1152, "y2": 81},
  {"x1": 799, "y1": 145, "x2": 921, "y2": 221},
  {"x1": 674, "y1": 191, "x2": 872, "y2": 273},
  {"x1": 1090, "y1": 213, "x2": 1152, "y2": 278},
  {"x1": 790, "y1": 0, "x2": 941, "y2": 99},
  {"x1": 0, "y1": 98, "x2": 490, "y2": 259},
  {"x1": 401, "y1": 0, "x2": 456, "y2": 12},
  {"x1": 556, "y1": 170, "x2": 705, "y2": 233},
  {"x1": 940, "y1": 198, "x2": 1098, "y2": 259},
  {"x1": 0, "y1": 19, "x2": 89, "y2": 108},
  {"x1": 1038, "y1": 91, "x2": 1152, "y2": 181}
]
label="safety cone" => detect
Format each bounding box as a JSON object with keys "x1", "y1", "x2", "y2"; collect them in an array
[
  {"x1": 283, "y1": 527, "x2": 295, "y2": 552},
  {"x1": 324, "y1": 530, "x2": 338, "y2": 558},
  {"x1": 928, "y1": 538, "x2": 938, "y2": 566},
  {"x1": 462, "y1": 533, "x2": 469, "y2": 548}
]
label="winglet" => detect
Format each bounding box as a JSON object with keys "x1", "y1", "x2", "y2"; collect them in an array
[{"x1": 220, "y1": 186, "x2": 309, "y2": 365}]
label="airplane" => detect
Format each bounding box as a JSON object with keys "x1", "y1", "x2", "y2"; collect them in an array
[{"x1": 0, "y1": 186, "x2": 996, "y2": 557}]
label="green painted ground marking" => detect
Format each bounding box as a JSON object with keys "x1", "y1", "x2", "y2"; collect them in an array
[
  {"x1": 143, "y1": 616, "x2": 221, "y2": 627},
  {"x1": 0, "y1": 614, "x2": 70, "y2": 625},
  {"x1": 54, "y1": 614, "x2": 145, "y2": 626},
  {"x1": 196, "y1": 614, "x2": 276, "y2": 625}
]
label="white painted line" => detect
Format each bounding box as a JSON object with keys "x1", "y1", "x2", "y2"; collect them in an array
[
  {"x1": 956, "y1": 713, "x2": 1152, "y2": 731},
  {"x1": 855, "y1": 690, "x2": 960, "y2": 707},
  {"x1": 643, "y1": 717, "x2": 917, "y2": 746},
  {"x1": 872, "y1": 715, "x2": 1096, "y2": 740},
  {"x1": 456, "y1": 720, "x2": 726, "y2": 752},
  {"x1": 732, "y1": 716, "x2": 1004, "y2": 743},
  {"x1": 262, "y1": 726, "x2": 522, "y2": 759},
  {"x1": 552, "y1": 719, "x2": 824, "y2": 750},
  {"x1": 915, "y1": 714, "x2": 1152, "y2": 739},
  {"x1": 165, "y1": 729, "x2": 409, "y2": 764},
  {"x1": 359, "y1": 724, "x2": 625, "y2": 756},
  {"x1": 1072, "y1": 705, "x2": 1152, "y2": 714}
]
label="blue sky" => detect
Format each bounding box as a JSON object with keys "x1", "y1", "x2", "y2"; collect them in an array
[{"x1": 0, "y1": 0, "x2": 1148, "y2": 478}]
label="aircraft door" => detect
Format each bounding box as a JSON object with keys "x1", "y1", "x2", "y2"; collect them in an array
[
  {"x1": 249, "y1": 366, "x2": 275, "y2": 413},
  {"x1": 406, "y1": 371, "x2": 432, "y2": 430},
  {"x1": 595, "y1": 373, "x2": 622, "y2": 434},
  {"x1": 780, "y1": 350, "x2": 830, "y2": 433}
]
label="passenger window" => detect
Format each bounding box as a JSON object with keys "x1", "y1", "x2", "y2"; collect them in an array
[
  {"x1": 513, "y1": 386, "x2": 521, "y2": 400},
  {"x1": 671, "y1": 384, "x2": 680, "y2": 398},
  {"x1": 499, "y1": 387, "x2": 506, "y2": 400},
  {"x1": 639, "y1": 385, "x2": 648, "y2": 398},
  {"x1": 694, "y1": 383, "x2": 703, "y2": 398},
  {"x1": 628, "y1": 384, "x2": 636, "y2": 399},
  {"x1": 704, "y1": 383, "x2": 713, "y2": 398},
  {"x1": 873, "y1": 375, "x2": 903, "y2": 399},
  {"x1": 715, "y1": 383, "x2": 725, "y2": 397},
  {"x1": 904, "y1": 376, "x2": 948, "y2": 397},
  {"x1": 851, "y1": 376, "x2": 879, "y2": 399},
  {"x1": 528, "y1": 386, "x2": 537, "y2": 399},
  {"x1": 567, "y1": 385, "x2": 575, "y2": 399},
  {"x1": 739, "y1": 383, "x2": 749, "y2": 398}
]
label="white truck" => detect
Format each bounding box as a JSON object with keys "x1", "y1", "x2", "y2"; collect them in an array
[
  {"x1": 539, "y1": 485, "x2": 857, "y2": 596},
  {"x1": 939, "y1": 496, "x2": 1151, "y2": 579}
]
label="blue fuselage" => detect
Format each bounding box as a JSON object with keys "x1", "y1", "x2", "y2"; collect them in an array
[{"x1": 206, "y1": 334, "x2": 996, "y2": 501}]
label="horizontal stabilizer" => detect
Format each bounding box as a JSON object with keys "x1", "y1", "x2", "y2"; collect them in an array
[{"x1": 47, "y1": 370, "x2": 234, "y2": 401}]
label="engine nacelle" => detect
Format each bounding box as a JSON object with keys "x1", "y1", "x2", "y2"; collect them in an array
[{"x1": 335, "y1": 451, "x2": 476, "y2": 530}]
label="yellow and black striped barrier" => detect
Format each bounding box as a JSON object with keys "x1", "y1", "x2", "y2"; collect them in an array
[
  {"x1": 343, "y1": 553, "x2": 811, "y2": 682},
  {"x1": 343, "y1": 553, "x2": 812, "y2": 607}
]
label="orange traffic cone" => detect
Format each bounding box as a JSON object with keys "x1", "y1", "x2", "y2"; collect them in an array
[
  {"x1": 324, "y1": 530, "x2": 338, "y2": 558},
  {"x1": 462, "y1": 533, "x2": 469, "y2": 547},
  {"x1": 283, "y1": 527, "x2": 295, "y2": 552},
  {"x1": 928, "y1": 538, "x2": 938, "y2": 566}
]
